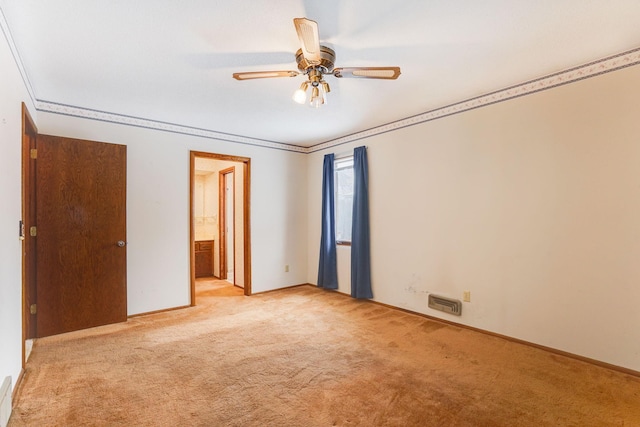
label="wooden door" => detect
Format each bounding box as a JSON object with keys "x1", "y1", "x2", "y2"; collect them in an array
[{"x1": 35, "y1": 134, "x2": 127, "y2": 337}]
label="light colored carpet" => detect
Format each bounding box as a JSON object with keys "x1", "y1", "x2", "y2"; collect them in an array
[
  {"x1": 195, "y1": 277, "x2": 245, "y2": 297},
  {"x1": 10, "y1": 284, "x2": 640, "y2": 426}
]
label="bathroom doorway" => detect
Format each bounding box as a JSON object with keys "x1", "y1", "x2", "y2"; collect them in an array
[{"x1": 190, "y1": 151, "x2": 251, "y2": 303}]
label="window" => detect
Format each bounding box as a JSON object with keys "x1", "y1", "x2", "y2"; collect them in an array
[{"x1": 335, "y1": 156, "x2": 354, "y2": 244}]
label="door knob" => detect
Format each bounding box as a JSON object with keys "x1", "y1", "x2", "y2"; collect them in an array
[{"x1": 117, "y1": 240, "x2": 127, "y2": 247}]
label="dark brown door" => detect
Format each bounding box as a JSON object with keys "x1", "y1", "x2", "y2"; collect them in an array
[{"x1": 36, "y1": 134, "x2": 127, "y2": 337}]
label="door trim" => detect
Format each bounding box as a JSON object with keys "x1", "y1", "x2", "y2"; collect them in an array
[
  {"x1": 218, "y1": 166, "x2": 235, "y2": 282},
  {"x1": 21, "y1": 103, "x2": 37, "y2": 367},
  {"x1": 189, "y1": 151, "x2": 251, "y2": 302}
]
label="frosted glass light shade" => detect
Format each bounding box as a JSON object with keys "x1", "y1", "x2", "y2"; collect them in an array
[{"x1": 292, "y1": 89, "x2": 307, "y2": 104}]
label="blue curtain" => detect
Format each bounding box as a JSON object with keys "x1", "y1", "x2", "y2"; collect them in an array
[
  {"x1": 317, "y1": 154, "x2": 338, "y2": 289},
  {"x1": 351, "y1": 146, "x2": 373, "y2": 299}
]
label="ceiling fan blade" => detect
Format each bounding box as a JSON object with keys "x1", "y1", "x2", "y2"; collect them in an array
[
  {"x1": 232, "y1": 70, "x2": 299, "y2": 80},
  {"x1": 333, "y1": 67, "x2": 401, "y2": 80},
  {"x1": 293, "y1": 17, "x2": 321, "y2": 63}
]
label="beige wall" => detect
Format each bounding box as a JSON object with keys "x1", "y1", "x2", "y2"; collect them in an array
[
  {"x1": 307, "y1": 64, "x2": 640, "y2": 372},
  {"x1": 193, "y1": 174, "x2": 217, "y2": 241},
  {"x1": 35, "y1": 111, "x2": 308, "y2": 314}
]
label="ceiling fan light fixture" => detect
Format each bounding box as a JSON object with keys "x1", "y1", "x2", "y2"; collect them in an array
[
  {"x1": 292, "y1": 88, "x2": 307, "y2": 104},
  {"x1": 292, "y1": 81, "x2": 309, "y2": 104},
  {"x1": 320, "y1": 87, "x2": 328, "y2": 106},
  {"x1": 234, "y1": 18, "x2": 400, "y2": 107},
  {"x1": 310, "y1": 86, "x2": 322, "y2": 108},
  {"x1": 293, "y1": 75, "x2": 330, "y2": 108}
]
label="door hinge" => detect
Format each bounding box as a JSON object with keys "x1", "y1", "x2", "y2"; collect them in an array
[
  {"x1": 30, "y1": 304, "x2": 37, "y2": 315},
  {"x1": 30, "y1": 148, "x2": 37, "y2": 159},
  {"x1": 29, "y1": 226, "x2": 37, "y2": 237}
]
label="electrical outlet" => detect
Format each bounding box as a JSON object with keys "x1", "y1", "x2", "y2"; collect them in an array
[
  {"x1": 285, "y1": 265, "x2": 289, "y2": 272},
  {"x1": 463, "y1": 291, "x2": 471, "y2": 302}
]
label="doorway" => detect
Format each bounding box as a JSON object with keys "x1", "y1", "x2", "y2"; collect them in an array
[{"x1": 190, "y1": 151, "x2": 251, "y2": 303}]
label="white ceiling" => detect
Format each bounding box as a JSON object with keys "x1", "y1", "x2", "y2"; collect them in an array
[{"x1": 2, "y1": 1, "x2": 640, "y2": 148}]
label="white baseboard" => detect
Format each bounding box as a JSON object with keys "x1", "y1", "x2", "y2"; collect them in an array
[{"x1": 0, "y1": 376, "x2": 11, "y2": 427}]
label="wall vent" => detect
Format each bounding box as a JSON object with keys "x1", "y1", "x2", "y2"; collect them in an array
[
  {"x1": 0, "y1": 376, "x2": 11, "y2": 427},
  {"x1": 428, "y1": 294, "x2": 462, "y2": 316}
]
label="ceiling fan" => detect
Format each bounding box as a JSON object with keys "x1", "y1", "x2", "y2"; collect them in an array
[{"x1": 232, "y1": 17, "x2": 401, "y2": 107}]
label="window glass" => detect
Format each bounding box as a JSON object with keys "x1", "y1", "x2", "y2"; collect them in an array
[{"x1": 335, "y1": 157, "x2": 354, "y2": 244}]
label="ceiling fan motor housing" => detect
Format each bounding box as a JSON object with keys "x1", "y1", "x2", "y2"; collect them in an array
[{"x1": 295, "y1": 46, "x2": 336, "y2": 75}]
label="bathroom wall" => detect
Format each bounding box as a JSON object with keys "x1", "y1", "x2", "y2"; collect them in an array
[{"x1": 194, "y1": 173, "x2": 217, "y2": 241}]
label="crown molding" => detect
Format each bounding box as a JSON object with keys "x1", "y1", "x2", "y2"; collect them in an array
[
  {"x1": 31, "y1": 47, "x2": 640, "y2": 155},
  {"x1": 0, "y1": 6, "x2": 37, "y2": 104},
  {"x1": 35, "y1": 101, "x2": 308, "y2": 153},
  {"x1": 309, "y1": 46, "x2": 640, "y2": 153}
]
